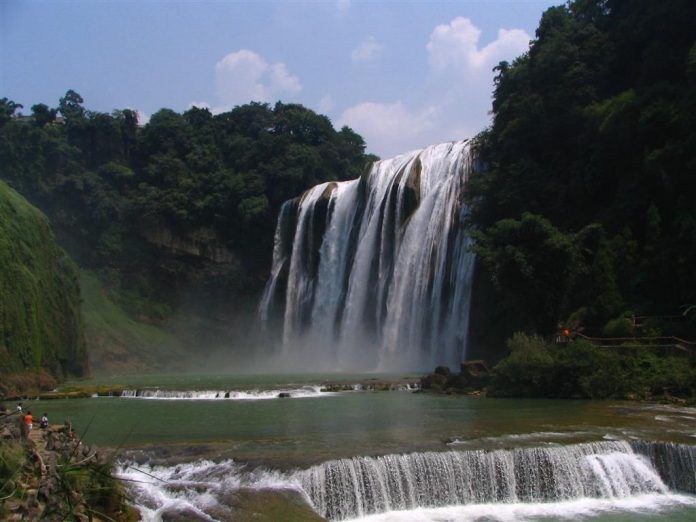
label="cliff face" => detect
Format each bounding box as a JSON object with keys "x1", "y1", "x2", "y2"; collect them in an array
[{"x1": 0, "y1": 181, "x2": 87, "y2": 394}]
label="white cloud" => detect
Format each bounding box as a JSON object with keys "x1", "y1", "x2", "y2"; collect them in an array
[
  {"x1": 427, "y1": 17, "x2": 529, "y2": 73},
  {"x1": 189, "y1": 100, "x2": 231, "y2": 115},
  {"x1": 215, "y1": 49, "x2": 301, "y2": 107},
  {"x1": 351, "y1": 36, "x2": 382, "y2": 64},
  {"x1": 341, "y1": 17, "x2": 530, "y2": 157},
  {"x1": 268, "y1": 62, "x2": 302, "y2": 93},
  {"x1": 339, "y1": 102, "x2": 438, "y2": 157},
  {"x1": 317, "y1": 94, "x2": 334, "y2": 114}
]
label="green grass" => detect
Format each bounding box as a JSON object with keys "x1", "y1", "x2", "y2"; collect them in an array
[
  {"x1": 0, "y1": 180, "x2": 86, "y2": 382},
  {"x1": 80, "y1": 271, "x2": 186, "y2": 374}
]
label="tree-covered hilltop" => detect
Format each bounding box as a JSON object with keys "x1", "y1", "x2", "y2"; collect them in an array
[
  {"x1": 0, "y1": 181, "x2": 87, "y2": 395},
  {"x1": 0, "y1": 95, "x2": 375, "y2": 366},
  {"x1": 467, "y1": 0, "x2": 696, "y2": 346}
]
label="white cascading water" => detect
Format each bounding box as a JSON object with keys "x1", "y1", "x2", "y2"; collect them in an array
[
  {"x1": 296, "y1": 441, "x2": 693, "y2": 521},
  {"x1": 118, "y1": 386, "x2": 328, "y2": 400},
  {"x1": 119, "y1": 441, "x2": 696, "y2": 522},
  {"x1": 258, "y1": 140, "x2": 475, "y2": 371}
]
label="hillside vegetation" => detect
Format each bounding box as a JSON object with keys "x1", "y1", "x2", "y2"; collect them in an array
[
  {"x1": 0, "y1": 181, "x2": 87, "y2": 394},
  {"x1": 467, "y1": 0, "x2": 696, "y2": 347},
  {"x1": 0, "y1": 97, "x2": 374, "y2": 367},
  {"x1": 464, "y1": 0, "x2": 696, "y2": 397}
]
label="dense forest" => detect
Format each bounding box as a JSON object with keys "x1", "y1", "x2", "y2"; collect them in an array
[
  {"x1": 466, "y1": 0, "x2": 696, "y2": 397},
  {"x1": 468, "y1": 0, "x2": 696, "y2": 337},
  {"x1": 0, "y1": 95, "x2": 374, "y2": 368}
]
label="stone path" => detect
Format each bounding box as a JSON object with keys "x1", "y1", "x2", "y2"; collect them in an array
[{"x1": 28, "y1": 426, "x2": 49, "y2": 476}]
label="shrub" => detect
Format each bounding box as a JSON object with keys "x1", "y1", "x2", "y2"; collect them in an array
[{"x1": 489, "y1": 332, "x2": 696, "y2": 399}]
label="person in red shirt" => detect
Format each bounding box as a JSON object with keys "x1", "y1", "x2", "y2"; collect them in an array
[{"x1": 24, "y1": 411, "x2": 33, "y2": 430}]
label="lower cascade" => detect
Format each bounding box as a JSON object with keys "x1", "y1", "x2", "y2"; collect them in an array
[
  {"x1": 118, "y1": 440, "x2": 696, "y2": 521},
  {"x1": 259, "y1": 140, "x2": 476, "y2": 371},
  {"x1": 295, "y1": 441, "x2": 696, "y2": 521}
]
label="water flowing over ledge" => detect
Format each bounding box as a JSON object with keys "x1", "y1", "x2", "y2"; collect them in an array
[
  {"x1": 119, "y1": 440, "x2": 696, "y2": 521},
  {"x1": 298, "y1": 440, "x2": 694, "y2": 520},
  {"x1": 259, "y1": 140, "x2": 476, "y2": 372},
  {"x1": 118, "y1": 386, "x2": 328, "y2": 400},
  {"x1": 115, "y1": 382, "x2": 419, "y2": 400}
]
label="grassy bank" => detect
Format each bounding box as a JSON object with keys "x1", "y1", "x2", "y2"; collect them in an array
[
  {"x1": 80, "y1": 271, "x2": 186, "y2": 374},
  {"x1": 0, "y1": 181, "x2": 87, "y2": 397}
]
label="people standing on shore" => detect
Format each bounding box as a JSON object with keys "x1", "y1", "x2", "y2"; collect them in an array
[
  {"x1": 40, "y1": 413, "x2": 49, "y2": 429},
  {"x1": 16, "y1": 402, "x2": 23, "y2": 413},
  {"x1": 25, "y1": 410, "x2": 33, "y2": 431}
]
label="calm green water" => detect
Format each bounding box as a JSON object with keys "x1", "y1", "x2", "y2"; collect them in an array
[{"x1": 23, "y1": 373, "x2": 696, "y2": 467}]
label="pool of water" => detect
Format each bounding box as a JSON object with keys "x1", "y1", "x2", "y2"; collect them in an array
[{"x1": 25, "y1": 373, "x2": 696, "y2": 467}]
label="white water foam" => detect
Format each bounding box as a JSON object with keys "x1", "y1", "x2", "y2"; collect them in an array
[
  {"x1": 343, "y1": 493, "x2": 696, "y2": 521},
  {"x1": 119, "y1": 385, "x2": 332, "y2": 400},
  {"x1": 118, "y1": 441, "x2": 696, "y2": 521},
  {"x1": 296, "y1": 441, "x2": 690, "y2": 520},
  {"x1": 447, "y1": 431, "x2": 592, "y2": 447},
  {"x1": 117, "y1": 459, "x2": 298, "y2": 522}
]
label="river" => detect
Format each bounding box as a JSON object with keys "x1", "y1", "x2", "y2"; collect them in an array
[{"x1": 27, "y1": 373, "x2": 696, "y2": 521}]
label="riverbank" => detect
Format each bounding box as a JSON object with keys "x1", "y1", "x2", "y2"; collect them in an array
[{"x1": 0, "y1": 411, "x2": 136, "y2": 521}]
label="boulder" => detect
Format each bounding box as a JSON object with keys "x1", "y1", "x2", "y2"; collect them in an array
[
  {"x1": 434, "y1": 366, "x2": 451, "y2": 377},
  {"x1": 459, "y1": 359, "x2": 491, "y2": 388}
]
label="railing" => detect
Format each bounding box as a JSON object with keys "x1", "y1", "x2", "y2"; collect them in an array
[{"x1": 556, "y1": 332, "x2": 695, "y2": 353}]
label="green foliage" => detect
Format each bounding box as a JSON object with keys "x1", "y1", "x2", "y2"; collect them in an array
[
  {"x1": 490, "y1": 333, "x2": 696, "y2": 399},
  {"x1": 0, "y1": 439, "x2": 25, "y2": 499},
  {"x1": 0, "y1": 181, "x2": 87, "y2": 379},
  {"x1": 0, "y1": 94, "x2": 373, "y2": 329},
  {"x1": 472, "y1": 214, "x2": 623, "y2": 332},
  {"x1": 0, "y1": 98, "x2": 23, "y2": 126},
  {"x1": 79, "y1": 271, "x2": 185, "y2": 373},
  {"x1": 489, "y1": 333, "x2": 557, "y2": 397},
  {"x1": 602, "y1": 312, "x2": 634, "y2": 337},
  {"x1": 469, "y1": 0, "x2": 696, "y2": 339},
  {"x1": 58, "y1": 89, "x2": 85, "y2": 122},
  {"x1": 30, "y1": 103, "x2": 57, "y2": 127}
]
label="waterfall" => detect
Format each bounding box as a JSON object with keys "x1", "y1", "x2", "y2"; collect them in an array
[
  {"x1": 631, "y1": 441, "x2": 696, "y2": 494},
  {"x1": 119, "y1": 440, "x2": 696, "y2": 522},
  {"x1": 118, "y1": 386, "x2": 328, "y2": 400},
  {"x1": 295, "y1": 441, "x2": 688, "y2": 521},
  {"x1": 259, "y1": 140, "x2": 475, "y2": 371}
]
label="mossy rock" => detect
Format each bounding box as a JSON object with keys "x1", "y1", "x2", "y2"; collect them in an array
[{"x1": 220, "y1": 488, "x2": 326, "y2": 521}]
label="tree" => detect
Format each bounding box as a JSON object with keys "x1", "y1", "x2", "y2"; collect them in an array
[
  {"x1": 58, "y1": 89, "x2": 85, "y2": 122},
  {"x1": 31, "y1": 103, "x2": 57, "y2": 127},
  {"x1": 0, "y1": 98, "x2": 23, "y2": 126}
]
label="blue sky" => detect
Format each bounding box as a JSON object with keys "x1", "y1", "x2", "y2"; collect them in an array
[{"x1": 1, "y1": 0, "x2": 558, "y2": 157}]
